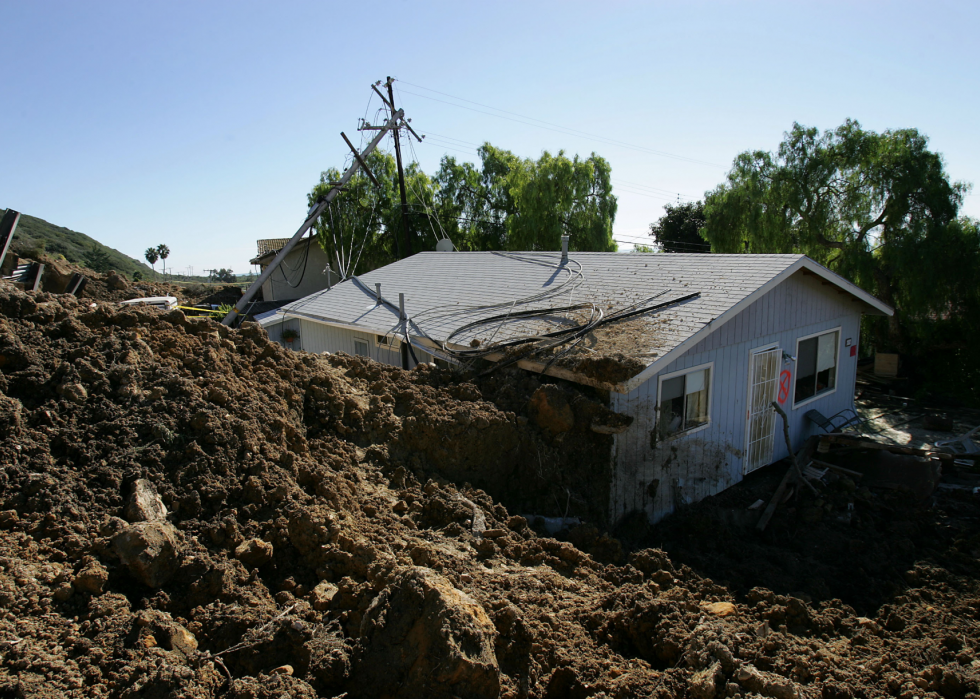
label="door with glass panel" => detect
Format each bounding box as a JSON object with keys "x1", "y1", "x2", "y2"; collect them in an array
[{"x1": 744, "y1": 347, "x2": 781, "y2": 474}]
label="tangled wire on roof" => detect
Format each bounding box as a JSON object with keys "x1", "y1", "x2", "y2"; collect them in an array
[{"x1": 440, "y1": 290, "x2": 701, "y2": 376}]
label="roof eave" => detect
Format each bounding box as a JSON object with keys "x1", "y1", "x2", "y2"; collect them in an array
[{"x1": 621, "y1": 256, "x2": 893, "y2": 393}]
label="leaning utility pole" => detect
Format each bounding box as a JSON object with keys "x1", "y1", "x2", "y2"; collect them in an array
[
  {"x1": 221, "y1": 108, "x2": 404, "y2": 327},
  {"x1": 386, "y1": 77, "x2": 412, "y2": 259}
]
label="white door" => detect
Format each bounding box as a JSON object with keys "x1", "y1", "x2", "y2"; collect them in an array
[{"x1": 745, "y1": 346, "x2": 781, "y2": 474}]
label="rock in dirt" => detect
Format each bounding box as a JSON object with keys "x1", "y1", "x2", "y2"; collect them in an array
[
  {"x1": 737, "y1": 664, "x2": 799, "y2": 699},
  {"x1": 72, "y1": 558, "x2": 109, "y2": 595},
  {"x1": 311, "y1": 581, "x2": 339, "y2": 611},
  {"x1": 105, "y1": 271, "x2": 130, "y2": 290},
  {"x1": 352, "y1": 566, "x2": 499, "y2": 699},
  {"x1": 113, "y1": 520, "x2": 181, "y2": 588},
  {"x1": 124, "y1": 478, "x2": 168, "y2": 522},
  {"x1": 528, "y1": 384, "x2": 575, "y2": 434},
  {"x1": 235, "y1": 537, "x2": 274, "y2": 568},
  {"x1": 704, "y1": 601, "x2": 737, "y2": 617},
  {"x1": 688, "y1": 661, "x2": 723, "y2": 699}
]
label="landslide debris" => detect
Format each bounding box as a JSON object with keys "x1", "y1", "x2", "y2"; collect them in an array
[{"x1": 1, "y1": 284, "x2": 979, "y2": 699}]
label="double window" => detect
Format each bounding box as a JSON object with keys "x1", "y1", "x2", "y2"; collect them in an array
[
  {"x1": 794, "y1": 329, "x2": 838, "y2": 404},
  {"x1": 658, "y1": 364, "x2": 711, "y2": 439}
]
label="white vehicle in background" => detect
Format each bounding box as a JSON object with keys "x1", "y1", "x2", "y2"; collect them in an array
[{"x1": 118, "y1": 296, "x2": 178, "y2": 311}]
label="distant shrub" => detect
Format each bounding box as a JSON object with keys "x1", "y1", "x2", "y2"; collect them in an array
[
  {"x1": 132, "y1": 271, "x2": 144, "y2": 281},
  {"x1": 13, "y1": 238, "x2": 46, "y2": 260},
  {"x1": 87, "y1": 248, "x2": 113, "y2": 273}
]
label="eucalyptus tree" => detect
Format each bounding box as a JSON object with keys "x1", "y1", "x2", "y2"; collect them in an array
[
  {"x1": 434, "y1": 144, "x2": 617, "y2": 253},
  {"x1": 308, "y1": 144, "x2": 617, "y2": 277},
  {"x1": 649, "y1": 201, "x2": 708, "y2": 253}
]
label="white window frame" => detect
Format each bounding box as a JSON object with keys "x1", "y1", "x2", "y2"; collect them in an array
[
  {"x1": 376, "y1": 333, "x2": 400, "y2": 349},
  {"x1": 656, "y1": 361, "x2": 714, "y2": 441},
  {"x1": 792, "y1": 326, "x2": 841, "y2": 409},
  {"x1": 353, "y1": 337, "x2": 370, "y2": 357}
]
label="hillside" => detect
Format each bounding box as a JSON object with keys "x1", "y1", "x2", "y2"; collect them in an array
[{"x1": 2, "y1": 208, "x2": 153, "y2": 278}]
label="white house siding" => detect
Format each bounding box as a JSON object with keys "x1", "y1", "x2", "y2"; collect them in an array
[
  {"x1": 609, "y1": 271, "x2": 866, "y2": 525},
  {"x1": 267, "y1": 317, "x2": 432, "y2": 368}
]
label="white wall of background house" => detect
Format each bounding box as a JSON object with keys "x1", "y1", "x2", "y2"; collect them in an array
[
  {"x1": 609, "y1": 271, "x2": 865, "y2": 525},
  {"x1": 259, "y1": 242, "x2": 338, "y2": 303},
  {"x1": 266, "y1": 314, "x2": 433, "y2": 367}
]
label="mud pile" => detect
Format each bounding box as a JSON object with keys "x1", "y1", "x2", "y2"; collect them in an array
[{"x1": 1, "y1": 283, "x2": 979, "y2": 698}]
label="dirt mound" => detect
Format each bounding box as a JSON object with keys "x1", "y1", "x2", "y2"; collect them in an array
[{"x1": 1, "y1": 282, "x2": 979, "y2": 698}]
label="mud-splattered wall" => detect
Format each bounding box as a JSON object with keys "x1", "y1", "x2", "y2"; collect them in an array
[
  {"x1": 609, "y1": 270, "x2": 866, "y2": 525},
  {"x1": 284, "y1": 318, "x2": 434, "y2": 367}
]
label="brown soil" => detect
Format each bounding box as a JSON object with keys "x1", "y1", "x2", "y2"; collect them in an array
[{"x1": 1, "y1": 282, "x2": 979, "y2": 698}]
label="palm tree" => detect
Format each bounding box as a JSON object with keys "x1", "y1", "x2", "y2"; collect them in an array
[
  {"x1": 144, "y1": 247, "x2": 159, "y2": 275},
  {"x1": 156, "y1": 244, "x2": 170, "y2": 277}
]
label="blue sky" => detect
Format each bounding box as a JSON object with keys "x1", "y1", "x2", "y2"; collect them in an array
[{"x1": 2, "y1": 0, "x2": 977, "y2": 274}]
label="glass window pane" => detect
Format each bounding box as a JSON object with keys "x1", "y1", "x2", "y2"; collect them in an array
[
  {"x1": 797, "y1": 337, "x2": 817, "y2": 378},
  {"x1": 685, "y1": 387, "x2": 708, "y2": 426},
  {"x1": 817, "y1": 332, "x2": 837, "y2": 372},
  {"x1": 659, "y1": 395, "x2": 684, "y2": 438},
  {"x1": 661, "y1": 376, "x2": 684, "y2": 401},
  {"x1": 685, "y1": 369, "x2": 705, "y2": 394}
]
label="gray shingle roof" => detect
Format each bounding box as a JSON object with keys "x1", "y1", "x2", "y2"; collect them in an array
[{"x1": 262, "y1": 251, "x2": 890, "y2": 388}]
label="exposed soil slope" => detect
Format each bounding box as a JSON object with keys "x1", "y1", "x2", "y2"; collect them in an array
[{"x1": 1, "y1": 284, "x2": 979, "y2": 699}]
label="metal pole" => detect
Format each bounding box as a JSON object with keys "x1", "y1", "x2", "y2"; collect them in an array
[
  {"x1": 0, "y1": 209, "x2": 21, "y2": 272},
  {"x1": 221, "y1": 109, "x2": 403, "y2": 326},
  {"x1": 387, "y1": 77, "x2": 412, "y2": 259},
  {"x1": 399, "y1": 292, "x2": 408, "y2": 369}
]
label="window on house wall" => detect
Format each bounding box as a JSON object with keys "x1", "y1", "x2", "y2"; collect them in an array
[
  {"x1": 658, "y1": 365, "x2": 711, "y2": 440},
  {"x1": 794, "y1": 329, "x2": 838, "y2": 404},
  {"x1": 353, "y1": 339, "x2": 369, "y2": 357}
]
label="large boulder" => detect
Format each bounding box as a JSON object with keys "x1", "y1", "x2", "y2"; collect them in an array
[
  {"x1": 351, "y1": 567, "x2": 499, "y2": 699},
  {"x1": 113, "y1": 521, "x2": 181, "y2": 588}
]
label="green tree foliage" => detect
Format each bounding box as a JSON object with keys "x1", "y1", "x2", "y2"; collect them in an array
[
  {"x1": 156, "y1": 244, "x2": 170, "y2": 276},
  {"x1": 213, "y1": 268, "x2": 236, "y2": 283},
  {"x1": 649, "y1": 201, "x2": 709, "y2": 253},
  {"x1": 144, "y1": 247, "x2": 159, "y2": 273},
  {"x1": 307, "y1": 145, "x2": 618, "y2": 278},
  {"x1": 435, "y1": 144, "x2": 617, "y2": 253},
  {"x1": 308, "y1": 151, "x2": 400, "y2": 279},
  {"x1": 702, "y1": 120, "x2": 968, "y2": 348},
  {"x1": 87, "y1": 247, "x2": 113, "y2": 273}
]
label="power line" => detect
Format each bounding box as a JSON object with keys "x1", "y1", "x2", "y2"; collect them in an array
[
  {"x1": 397, "y1": 82, "x2": 723, "y2": 168},
  {"x1": 417, "y1": 136, "x2": 689, "y2": 203},
  {"x1": 415, "y1": 132, "x2": 696, "y2": 203}
]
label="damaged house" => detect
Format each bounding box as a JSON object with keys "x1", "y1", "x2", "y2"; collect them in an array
[{"x1": 257, "y1": 249, "x2": 892, "y2": 525}]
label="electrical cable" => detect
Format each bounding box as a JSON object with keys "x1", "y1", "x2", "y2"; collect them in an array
[
  {"x1": 275, "y1": 236, "x2": 313, "y2": 288},
  {"x1": 442, "y1": 290, "x2": 701, "y2": 376},
  {"x1": 395, "y1": 84, "x2": 722, "y2": 167},
  {"x1": 405, "y1": 135, "x2": 455, "y2": 248}
]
